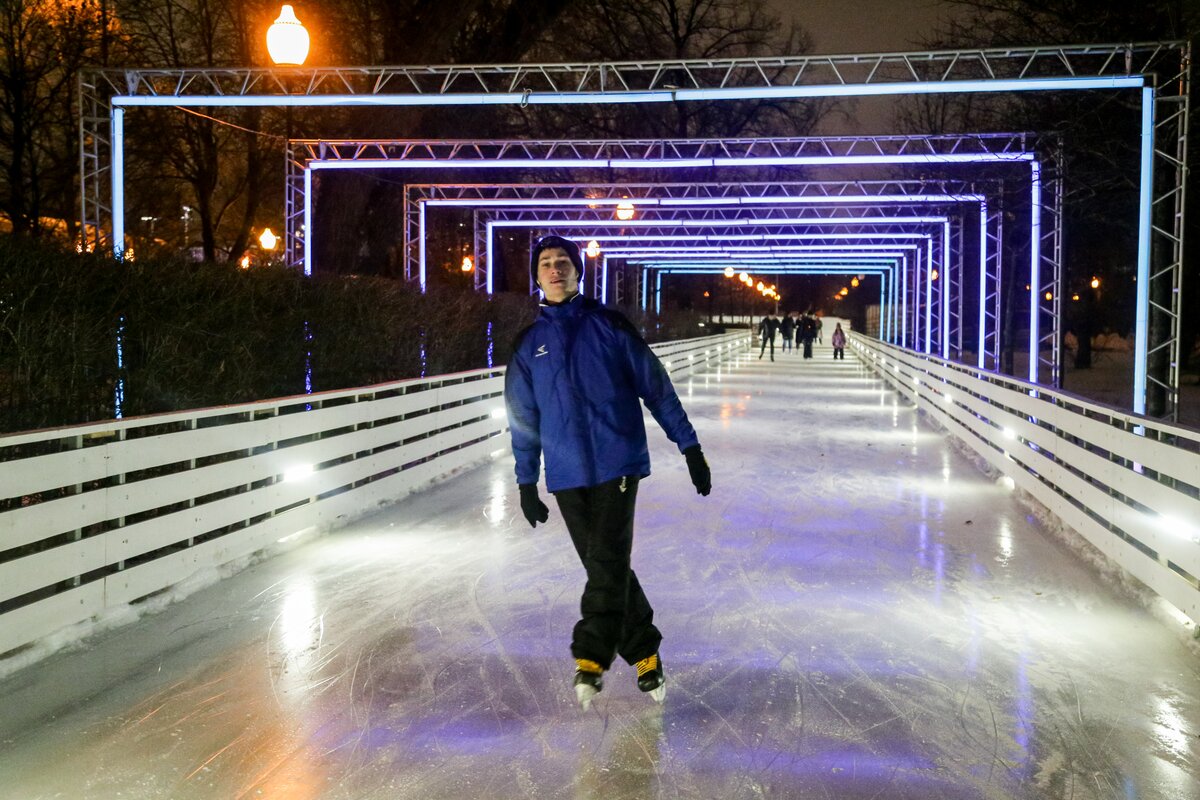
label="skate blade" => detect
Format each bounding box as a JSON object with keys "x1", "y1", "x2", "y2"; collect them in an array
[
  {"x1": 575, "y1": 683, "x2": 599, "y2": 710},
  {"x1": 649, "y1": 683, "x2": 666, "y2": 703}
]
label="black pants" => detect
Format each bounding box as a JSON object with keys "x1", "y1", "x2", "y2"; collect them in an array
[
  {"x1": 833, "y1": 347, "x2": 844, "y2": 359},
  {"x1": 759, "y1": 335, "x2": 775, "y2": 359},
  {"x1": 802, "y1": 338, "x2": 813, "y2": 358},
  {"x1": 555, "y1": 476, "x2": 661, "y2": 670}
]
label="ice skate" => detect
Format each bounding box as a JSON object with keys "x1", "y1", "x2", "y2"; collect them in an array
[
  {"x1": 574, "y1": 659, "x2": 604, "y2": 710},
  {"x1": 635, "y1": 653, "x2": 665, "y2": 703}
]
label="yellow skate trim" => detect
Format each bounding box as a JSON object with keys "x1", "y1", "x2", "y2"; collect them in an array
[
  {"x1": 575, "y1": 658, "x2": 604, "y2": 675},
  {"x1": 635, "y1": 654, "x2": 659, "y2": 677}
]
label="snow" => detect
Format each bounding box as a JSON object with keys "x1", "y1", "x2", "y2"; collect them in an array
[{"x1": 1, "y1": 336, "x2": 1198, "y2": 799}]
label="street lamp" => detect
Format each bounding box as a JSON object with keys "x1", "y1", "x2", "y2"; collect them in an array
[
  {"x1": 461, "y1": 255, "x2": 474, "y2": 272},
  {"x1": 586, "y1": 240, "x2": 600, "y2": 258},
  {"x1": 724, "y1": 266, "x2": 734, "y2": 278},
  {"x1": 259, "y1": 228, "x2": 278, "y2": 250},
  {"x1": 1091, "y1": 277, "x2": 1101, "y2": 289},
  {"x1": 267, "y1": 5, "x2": 310, "y2": 66},
  {"x1": 268, "y1": 6, "x2": 309, "y2": 268},
  {"x1": 615, "y1": 201, "x2": 635, "y2": 221}
]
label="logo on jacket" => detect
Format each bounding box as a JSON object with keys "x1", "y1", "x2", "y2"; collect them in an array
[{"x1": 535, "y1": 344, "x2": 549, "y2": 358}]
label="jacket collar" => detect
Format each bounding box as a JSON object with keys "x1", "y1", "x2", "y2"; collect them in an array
[{"x1": 539, "y1": 292, "x2": 596, "y2": 319}]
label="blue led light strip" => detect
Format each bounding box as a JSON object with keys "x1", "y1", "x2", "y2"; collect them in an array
[{"x1": 110, "y1": 75, "x2": 1144, "y2": 108}]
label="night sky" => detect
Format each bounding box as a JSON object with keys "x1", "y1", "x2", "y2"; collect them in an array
[{"x1": 770, "y1": 0, "x2": 965, "y2": 54}]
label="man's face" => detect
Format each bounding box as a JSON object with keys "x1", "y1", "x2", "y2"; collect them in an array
[{"x1": 537, "y1": 248, "x2": 579, "y2": 303}]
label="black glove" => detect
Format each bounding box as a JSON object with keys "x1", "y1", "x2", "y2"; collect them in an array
[
  {"x1": 683, "y1": 445, "x2": 711, "y2": 496},
  {"x1": 518, "y1": 483, "x2": 550, "y2": 528}
]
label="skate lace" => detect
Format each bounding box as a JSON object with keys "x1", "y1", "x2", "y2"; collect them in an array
[{"x1": 635, "y1": 654, "x2": 659, "y2": 676}]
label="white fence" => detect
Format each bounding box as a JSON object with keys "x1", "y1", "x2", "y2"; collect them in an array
[
  {"x1": 0, "y1": 332, "x2": 748, "y2": 659},
  {"x1": 852, "y1": 335, "x2": 1200, "y2": 627}
]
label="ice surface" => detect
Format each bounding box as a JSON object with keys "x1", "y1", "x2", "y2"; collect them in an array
[{"x1": 1, "y1": 339, "x2": 1198, "y2": 799}]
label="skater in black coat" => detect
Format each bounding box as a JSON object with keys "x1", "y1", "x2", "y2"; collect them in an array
[
  {"x1": 799, "y1": 313, "x2": 818, "y2": 359},
  {"x1": 758, "y1": 313, "x2": 780, "y2": 360},
  {"x1": 505, "y1": 235, "x2": 713, "y2": 711},
  {"x1": 779, "y1": 313, "x2": 796, "y2": 353}
]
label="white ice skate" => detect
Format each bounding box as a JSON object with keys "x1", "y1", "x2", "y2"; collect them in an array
[
  {"x1": 635, "y1": 653, "x2": 666, "y2": 703},
  {"x1": 574, "y1": 659, "x2": 604, "y2": 711}
]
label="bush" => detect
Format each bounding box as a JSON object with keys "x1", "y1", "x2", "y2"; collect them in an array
[{"x1": 0, "y1": 236, "x2": 700, "y2": 434}]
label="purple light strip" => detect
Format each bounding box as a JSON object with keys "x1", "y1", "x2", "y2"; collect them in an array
[
  {"x1": 310, "y1": 154, "x2": 1034, "y2": 171},
  {"x1": 423, "y1": 193, "x2": 987, "y2": 208}
]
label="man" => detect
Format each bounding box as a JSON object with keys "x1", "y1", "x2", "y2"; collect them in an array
[
  {"x1": 505, "y1": 235, "x2": 712, "y2": 711},
  {"x1": 757, "y1": 312, "x2": 780, "y2": 361},
  {"x1": 799, "y1": 312, "x2": 817, "y2": 359},
  {"x1": 779, "y1": 312, "x2": 796, "y2": 354}
]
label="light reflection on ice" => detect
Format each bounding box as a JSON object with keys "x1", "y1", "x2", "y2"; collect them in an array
[
  {"x1": 275, "y1": 575, "x2": 321, "y2": 707},
  {"x1": 998, "y1": 518, "x2": 1014, "y2": 565},
  {"x1": 486, "y1": 476, "x2": 507, "y2": 525},
  {"x1": 1154, "y1": 696, "x2": 1191, "y2": 761},
  {"x1": 280, "y1": 577, "x2": 318, "y2": 658}
]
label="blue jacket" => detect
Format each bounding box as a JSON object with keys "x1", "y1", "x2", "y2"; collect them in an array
[{"x1": 504, "y1": 294, "x2": 700, "y2": 492}]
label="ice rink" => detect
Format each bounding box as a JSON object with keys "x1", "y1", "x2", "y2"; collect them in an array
[{"x1": 1, "y1": 337, "x2": 1198, "y2": 799}]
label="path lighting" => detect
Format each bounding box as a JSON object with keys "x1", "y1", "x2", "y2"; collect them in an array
[
  {"x1": 267, "y1": 5, "x2": 310, "y2": 66},
  {"x1": 724, "y1": 266, "x2": 734, "y2": 278},
  {"x1": 586, "y1": 240, "x2": 600, "y2": 258},
  {"x1": 1044, "y1": 291, "x2": 1053, "y2": 301},
  {"x1": 1072, "y1": 293, "x2": 1080, "y2": 301},
  {"x1": 930, "y1": 269, "x2": 939, "y2": 280},
  {"x1": 615, "y1": 200, "x2": 636, "y2": 221},
  {"x1": 756, "y1": 281, "x2": 764, "y2": 291},
  {"x1": 851, "y1": 277, "x2": 859, "y2": 287},
  {"x1": 461, "y1": 255, "x2": 474, "y2": 272},
  {"x1": 739, "y1": 272, "x2": 750, "y2": 283},
  {"x1": 840, "y1": 287, "x2": 849, "y2": 295},
  {"x1": 1091, "y1": 277, "x2": 1101, "y2": 289},
  {"x1": 239, "y1": 254, "x2": 251, "y2": 269},
  {"x1": 258, "y1": 228, "x2": 278, "y2": 250}
]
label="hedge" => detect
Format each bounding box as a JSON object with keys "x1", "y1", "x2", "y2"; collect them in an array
[{"x1": 0, "y1": 236, "x2": 705, "y2": 434}]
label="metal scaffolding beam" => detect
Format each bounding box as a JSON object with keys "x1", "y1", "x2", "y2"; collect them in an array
[
  {"x1": 80, "y1": 42, "x2": 1180, "y2": 101},
  {"x1": 77, "y1": 40, "x2": 1187, "y2": 417}
]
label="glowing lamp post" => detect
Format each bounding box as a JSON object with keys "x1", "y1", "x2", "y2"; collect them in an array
[
  {"x1": 615, "y1": 201, "x2": 636, "y2": 221},
  {"x1": 461, "y1": 255, "x2": 474, "y2": 272},
  {"x1": 724, "y1": 266, "x2": 734, "y2": 278},
  {"x1": 267, "y1": 5, "x2": 310, "y2": 66},
  {"x1": 259, "y1": 228, "x2": 278, "y2": 251},
  {"x1": 1091, "y1": 277, "x2": 1101, "y2": 289},
  {"x1": 586, "y1": 240, "x2": 600, "y2": 258},
  {"x1": 268, "y1": 6, "x2": 309, "y2": 269}
]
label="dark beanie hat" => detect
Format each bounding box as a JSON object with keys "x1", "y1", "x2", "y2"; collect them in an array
[{"x1": 530, "y1": 235, "x2": 584, "y2": 284}]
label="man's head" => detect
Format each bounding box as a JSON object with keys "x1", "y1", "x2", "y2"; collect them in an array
[{"x1": 531, "y1": 235, "x2": 583, "y2": 303}]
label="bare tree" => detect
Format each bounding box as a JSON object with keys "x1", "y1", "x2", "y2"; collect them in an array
[
  {"x1": 0, "y1": 0, "x2": 115, "y2": 238},
  {"x1": 117, "y1": 0, "x2": 274, "y2": 263},
  {"x1": 517, "y1": 0, "x2": 825, "y2": 140}
]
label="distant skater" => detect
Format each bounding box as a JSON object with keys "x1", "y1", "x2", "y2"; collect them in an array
[
  {"x1": 799, "y1": 312, "x2": 817, "y2": 359},
  {"x1": 758, "y1": 312, "x2": 780, "y2": 361},
  {"x1": 779, "y1": 312, "x2": 796, "y2": 353},
  {"x1": 831, "y1": 322, "x2": 847, "y2": 359},
  {"x1": 505, "y1": 235, "x2": 712, "y2": 711}
]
